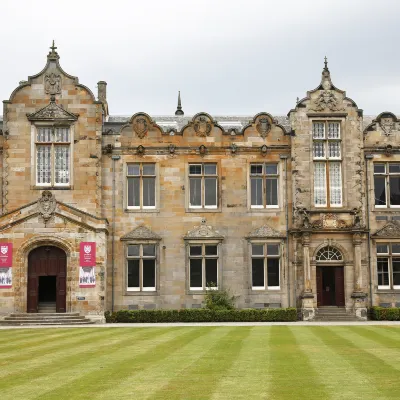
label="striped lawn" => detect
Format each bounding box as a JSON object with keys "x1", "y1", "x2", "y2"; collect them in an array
[{"x1": 0, "y1": 326, "x2": 399, "y2": 400}]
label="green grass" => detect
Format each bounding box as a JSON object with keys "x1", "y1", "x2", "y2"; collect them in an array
[{"x1": 0, "y1": 326, "x2": 399, "y2": 399}]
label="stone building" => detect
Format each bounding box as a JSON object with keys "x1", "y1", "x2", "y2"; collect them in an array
[{"x1": 0, "y1": 45, "x2": 398, "y2": 321}]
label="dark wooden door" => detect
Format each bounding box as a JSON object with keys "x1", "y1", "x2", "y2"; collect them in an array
[
  {"x1": 334, "y1": 267, "x2": 345, "y2": 307},
  {"x1": 28, "y1": 246, "x2": 67, "y2": 313},
  {"x1": 316, "y1": 267, "x2": 323, "y2": 307}
]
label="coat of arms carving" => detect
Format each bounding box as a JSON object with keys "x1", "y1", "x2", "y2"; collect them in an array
[
  {"x1": 38, "y1": 190, "x2": 56, "y2": 223},
  {"x1": 133, "y1": 117, "x2": 148, "y2": 139},
  {"x1": 312, "y1": 90, "x2": 343, "y2": 112},
  {"x1": 44, "y1": 73, "x2": 61, "y2": 95},
  {"x1": 256, "y1": 117, "x2": 271, "y2": 138},
  {"x1": 380, "y1": 118, "x2": 395, "y2": 135},
  {"x1": 193, "y1": 116, "x2": 212, "y2": 137}
]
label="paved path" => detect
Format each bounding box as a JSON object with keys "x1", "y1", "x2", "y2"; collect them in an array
[{"x1": 0, "y1": 321, "x2": 400, "y2": 329}]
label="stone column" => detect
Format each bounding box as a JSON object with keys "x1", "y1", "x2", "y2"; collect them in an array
[
  {"x1": 351, "y1": 232, "x2": 367, "y2": 320},
  {"x1": 301, "y1": 232, "x2": 315, "y2": 321}
]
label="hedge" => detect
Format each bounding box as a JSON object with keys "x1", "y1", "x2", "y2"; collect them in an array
[
  {"x1": 370, "y1": 306, "x2": 400, "y2": 321},
  {"x1": 105, "y1": 308, "x2": 297, "y2": 323}
]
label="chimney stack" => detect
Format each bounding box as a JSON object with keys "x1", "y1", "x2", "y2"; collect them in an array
[{"x1": 97, "y1": 81, "x2": 107, "y2": 102}]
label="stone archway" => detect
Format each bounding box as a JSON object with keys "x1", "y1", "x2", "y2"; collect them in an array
[{"x1": 27, "y1": 246, "x2": 67, "y2": 313}]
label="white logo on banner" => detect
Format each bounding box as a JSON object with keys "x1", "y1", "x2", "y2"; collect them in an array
[
  {"x1": 1, "y1": 246, "x2": 8, "y2": 255},
  {"x1": 84, "y1": 245, "x2": 91, "y2": 254}
]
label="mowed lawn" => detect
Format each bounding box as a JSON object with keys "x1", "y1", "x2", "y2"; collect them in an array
[{"x1": 0, "y1": 326, "x2": 399, "y2": 400}]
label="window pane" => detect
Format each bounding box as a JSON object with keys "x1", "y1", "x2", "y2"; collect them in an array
[
  {"x1": 377, "y1": 258, "x2": 389, "y2": 286},
  {"x1": 143, "y1": 164, "x2": 155, "y2": 175},
  {"x1": 393, "y1": 259, "x2": 400, "y2": 286},
  {"x1": 251, "y1": 178, "x2": 263, "y2": 206},
  {"x1": 314, "y1": 162, "x2": 326, "y2": 205},
  {"x1": 54, "y1": 146, "x2": 70, "y2": 184},
  {"x1": 54, "y1": 127, "x2": 70, "y2": 142},
  {"x1": 392, "y1": 244, "x2": 400, "y2": 254},
  {"x1": 251, "y1": 164, "x2": 263, "y2": 175},
  {"x1": 204, "y1": 164, "x2": 217, "y2": 175},
  {"x1": 329, "y1": 162, "x2": 342, "y2": 206},
  {"x1": 252, "y1": 258, "x2": 264, "y2": 287},
  {"x1": 265, "y1": 164, "x2": 278, "y2": 175},
  {"x1": 204, "y1": 177, "x2": 217, "y2": 206},
  {"x1": 128, "y1": 245, "x2": 140, "y2": 257},
  {"x1": 127, "y1": 178, "x2": 140, "y2": 207},
  {"x1": 143, "y1": 245, "x2": 155, "y2": 257},
  {"x1": 190, "y1": 259, "x2": 202, "y2": 288},
  {"x1": 37, "y1": 127, "x2": 52, "y2": 142},
  {"x1": 143, "y1": 259, "x2": 156, "y2": 288},
  {"x1": 190, "y1": 246, "x2": 202, "y2": 256},
  {"x1": 252, "y1": 244, "x2": 264, "y2": 256},
  {"x1": 143, "y1": 177, "x2": 155, "y2": 207},
  {"x1": 266, "y1": 177, "x2": 278, "y2": 206},
  {"x1": 374, "y1": 164, "x2": 385, "y2": 174},
  {"x1": 127, "y1": 164, "x2": 140, "y2": 176},
  {"x1": 313, "y1": 122, "x2": 325, "y2": 139},
  {"x1": 267, "y1": 258, "x2": 280, "y2": 287},
  {"x1": 327, "y1": 122, "x2": 340, "y2": 139},
  {"x1": 189, "y1": 178, "x2": 202, "y2": 206},
  {"x1": 328, "y1": 142, "x2": 341, "y2": 158},
  {"x1": 389, "y1": 164, "x2": 400, "y2": 174},
  {"x1": 376, "y1": 244, "x2": 388, "y2": 254},
  {"x1": 374, "y1": 176, "x2": 386, "y2": 206},
  {"x1": 37, "y1": 145, "x2": 51, "y2": 184},
  {"x1": 127, "y1": 260, "x2": 140, "y2": 288},
  {"x1": 389, "y1": 176, "x2": 400, "y2": 206},
  {"x1": 267, "y1": 244, "x2": 279, "y2": 256},
  {"x1": 205, "y1": 245, "x2": 218, "y2": 256},
  {"x1": 205, "y1": 259, "x2": 218, "y2": 287},
  {"x1": 313, "y1": 141, "x2": 325, "y2": 158},
  {"x1": 189, "y1": 165, "x2": 202, "y2": 175}
]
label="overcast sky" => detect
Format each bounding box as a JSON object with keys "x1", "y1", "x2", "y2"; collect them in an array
[{"x1": 1, "y1": 0, "x2": 399, "y2": 116}]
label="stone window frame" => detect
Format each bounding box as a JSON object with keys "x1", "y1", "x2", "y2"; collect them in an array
[
  {"x1": 373, "y1": 162, "x2": 400, "y2": 209},
  {"x1": 375, "y1": 242, "x2": 400, "y2": 290},
  {"x1": 30, "y1": 122, "x2": 75, "y2": 189},
  {"x1": 247, "y1": 239, "x2": 283, "y2": 292},
  {"x1": 185, "y1": 161, "x2": 222, "y2": 213},
  {"x1": 311, "y1": 119, "x2": 344, "y2": 209},
  {"x1": 123, "y1": 162, "x2": 160, "y2": 213},
  {"x1": 124, "y1": 241, "x2": 160, "y2": 295}
]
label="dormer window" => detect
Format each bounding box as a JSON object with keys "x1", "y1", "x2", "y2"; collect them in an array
[{"x1": 35, "y1": 126, "x2": 71, "y2": 186}]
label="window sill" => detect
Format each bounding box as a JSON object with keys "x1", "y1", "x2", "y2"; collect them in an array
[
  {"x1": 248, "y1": 208, "x2": 283, "y2": 213},
  {"x1": 249, "y1": 289, "x2": 283, "y2": 294},
  {"x1": 186, "y1": 208, "x2": 222, "y2": 213},
  {"x1": 124, "y1": 209, "x2": 160, "y2": 214},
  {"x1": 124, "y1": 291, "x2": 159, "y2": 296},
  {"x1": 32, "y1": 185, "x2": 72, "y2": 190}
]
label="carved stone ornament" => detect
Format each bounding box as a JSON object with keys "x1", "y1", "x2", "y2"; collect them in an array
[
  {"x1": 312, "y1": 213, "x2": 348, "y2": 229},
  {"x1": 311, "y1": 90, "x2": 343, "y2": 112},
  {"x1": 193, "y1": 115, "x2": 212, "y2": 137},
  {"x1": 133, "y1": 117, "x2": 149, "y2": 139},
  {"x1": 246, "y1": 224, "x2": 283, "y2": 239},
  {"x1": 256, "y1": 117, "x2": 271, "y2": 138},
  {"x1": 373, "y1": 222, "x2": 400, "y2": 238},
  {"x1": 120, "y1": 225, "x2": 161, "y2": 241},
  {"x1": 37, "y1": 191, "x2": 56, "y2": 223},
  {"x1": 381, "y1": 118, "x2": 395, "y2": 135},
  {"x1": 184, "y1": 219, "x2": 224, "y2": 240},
  {"x1": 44, "y1": 73, "x2": 61, "y2": 95},
  {"x1": 27, "y1": 98, "x2": 77, "y2": 121}
]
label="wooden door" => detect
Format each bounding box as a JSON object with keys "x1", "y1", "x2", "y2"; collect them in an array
[
  {"x1": 335, "y1": 267, "x2": 345, "y2": 307},
  {"x1": 316, "y1": 267, "x2": 323, "y2": 307},
  {"x1": 28, "y1": 246, "x2": 67, "y2": 313}
]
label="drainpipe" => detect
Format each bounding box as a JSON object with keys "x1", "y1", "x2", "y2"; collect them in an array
[
  {"x1": 111, "y1": 154, "x2": 120, "y2": 313},
  {"x1": 280, "y1": 154, "x2": 290, "y2": 306},
  {"x1": 365, "y1": 154, "x2": 373, "y2": 307}
]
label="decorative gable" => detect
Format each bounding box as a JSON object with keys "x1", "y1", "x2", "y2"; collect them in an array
[
  {"x1": 184, "y1": 219, "x2": 224, "y2": 240},
  {"x1": 27, "y1": 98, "x2": 78, "y2": 122},
  {"x1": 246, "y1": 224, "x2": 283, "y2": 239},
  {"x1": 372, "y1": 222, "x2": 400, "y2": 238},
  {"x1": 120, "y1": 225, "x2": 161, "y2": 241}
]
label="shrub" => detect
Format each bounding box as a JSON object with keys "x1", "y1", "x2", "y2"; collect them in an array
[
  {"x1": 370, "y1": 306, "x2": 400, "y2": 321},
  {"x1": 105, "y1": 308, "x2": 297, "y2": 323},
  {"x1": 204, "y1": 285, "x2": 237, "y2": 310}
]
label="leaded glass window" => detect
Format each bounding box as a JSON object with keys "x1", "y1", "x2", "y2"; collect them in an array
[{"x1": 316, "y1": 246, "x2": 343, "y2": 261}]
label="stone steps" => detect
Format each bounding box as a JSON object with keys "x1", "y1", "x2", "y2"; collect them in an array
[
  {"x1": 0, "y1": 313, "x2": 94, "y2": 326},
  {"x1": 314, "y1": 307, "x2": 360, "y2": 322}
]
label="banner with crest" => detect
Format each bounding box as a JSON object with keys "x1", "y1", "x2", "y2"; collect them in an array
[
  {"x1": 0, "y1": 243, "x2": 12, "y2": 267},
  {"x1": 79, "y1": 266, "x2": 95, "y2": 288},
  {"x1": 0, "y1": 268, "x2": 12, "y2": 288},
  {"x1": 80, "y1": 242, "x2": 96, "y2": 267}
]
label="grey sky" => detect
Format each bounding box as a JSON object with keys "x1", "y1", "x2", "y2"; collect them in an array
[{"x1": 1, "y1": 0, "x2": 399, "y2": 116}]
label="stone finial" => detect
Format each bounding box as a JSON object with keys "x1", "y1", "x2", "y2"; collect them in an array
[
  {"x1": 320, "y1": 56, "x2": 332, "y2": 90},
  {"x1": 48, "y1": 40, "x2": 60, "y2": 61},
  {"x1": 175, "y1": 91, "x2": 184, "y2": 116},
  {"x1": 324, "y1": 56, "x2": 328, "y2": 71}
]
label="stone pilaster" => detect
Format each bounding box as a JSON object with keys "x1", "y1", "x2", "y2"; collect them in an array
[
  {"x1": 301, "y1": 232, "x2": 315, "y2": 321},
  {"x1": 351, "y1": 232, "x2": 367, "y2": 320}
]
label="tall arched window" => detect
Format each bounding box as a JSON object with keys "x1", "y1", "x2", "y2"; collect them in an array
[{"x1": 316, "y1": 246, "x2": 343, "y2": 262}]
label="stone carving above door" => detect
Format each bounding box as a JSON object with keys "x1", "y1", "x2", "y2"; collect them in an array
[
  {"x1": 37, "y1": 191, "x2": 56, "y2": 223},
  {"x1": 44, "y1": 73, "x2": 61, "y2": 95}
]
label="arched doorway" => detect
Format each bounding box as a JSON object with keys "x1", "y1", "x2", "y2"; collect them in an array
[
  {"x1": 27, "y1": 246, "x2": 67, "y2": 313},
  {"x1": 315, "y1": 246, "x2": 345, "y2": 307}
]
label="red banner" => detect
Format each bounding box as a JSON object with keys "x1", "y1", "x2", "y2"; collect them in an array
[
  {"x1": 80, "y1": 242, "x2": 96, "y2": 266},
  {"x1": 0, "y1": 243, "x2": 12, "y2": 267}
]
